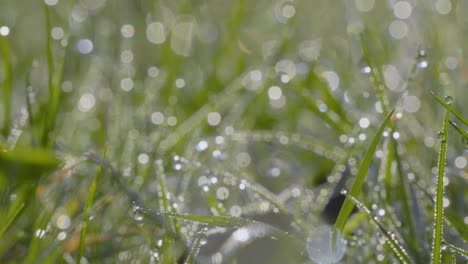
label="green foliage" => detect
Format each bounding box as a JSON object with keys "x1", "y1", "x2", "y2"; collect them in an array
[{"x1": 0, "y1": 1, "x2": 467, "y2": 263}]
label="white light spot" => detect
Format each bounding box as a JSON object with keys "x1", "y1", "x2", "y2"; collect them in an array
[
  {"x1": 51, "y1": 27, "x2": 64, "y2": 40},
  {"x1": 207, "y1": 112, "x2": 221, "y2": 126},
  {"x1": 230, "y1": 205, "x2": 242, "y2": 217},
  {"x1": 44, "y1": 0, "x2": 58, "y2": 6},
  {"x1": 151, "y1": 112, "x2": 164, "y2": 125},
  {"x1": 138, "y1": 153, "x2": 149, "y2": 165},
  {"x1": 78, "y1": 93, "x2": 96, "y2": 112},
  {"x1": 320, "y1": 71, "x2": 340, "y2": 91},
  {"x1": 443, "y1": 197, "x2": 450, "y2": 208},
  {"x1": 236, "y1": 152, "x2": 251, "y2": 167},
  {"x1": 120, "y1": 78, "x2": 134, "y2": 92},
  {"x1": 389, "y1": 20, "x2": 408, "y2": 39},
  {"x1": 435, "y1": 0, "x2": 452, "y2": 15},
  {"x1": 167, "y1": 116, "x2": 177, "y2": 126},
  {"x1": 359, "y1": 118, "x2": 370, "y2": 129},
  {"x1": 282, "y1": 5, "x2": 296, "y2": 18},
  {"x1": 120, "y1": 50, "x2": 134, "y2": 63},
  {"x1": 393, "y1": 132, "x2": 400, "y2": 139},
  {"x1": 216, "y1": 187, "x2": 229, "y2": 200},
  {"x1": 147, "y1": 66, "x2": 159, "y2": 78},
  {"x1": 56, "y1": 214, "x2": 71, "y2": 229},
  {"x1": 393, "y1": 1, "x2": 412, "y2": 19},
  {"x1": 268, "y1": 86, "x2": 282, "y2": 100},
  {"x1": 121, "y1": 24, "x2": 135, "y2": 38},
  {"x1": 196, "y1": 140, "x2": 208, "y2": 151},
  {"x1": 404, "y1": 95, "x2": 421, "y2": 113},
  {"x1": 306, "y1": 226, "x2": 346, "y2": 264},
  {"x1": 76, "y1": 39, "x2": 93, "y2": 54},
  {"x1": 445, "y1": 56, "x2": 458, "y2": 70},
  {"x1": 175, "y1": 78, "x2": 185, "y2": 88},
  {"x1": 383, "y1": 64, "x2": 403, "y2": 91},
  {"x1": 146, "y1": 22, "x2": 166, "y2": 44},
  {"x1": 57, "y1": 232, "x2": 67, "y2": 240},
  {"x1": 233, "y1": 228, "x2": 250, "y2": 242},
  {"x1": 355, "y1": 0, "x2": 375, "y2": 12},
  {"x1": 0, "y1": 26, "x2": 10, "y2": 36},
  {"x1": 250, "y1": 70, "x2": 262, "y2": 81},
  {"x1": 455, "y1": 156, "x2": 467, "y2": 169}
]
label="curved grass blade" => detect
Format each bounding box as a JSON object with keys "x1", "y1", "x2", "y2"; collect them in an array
[
  {"x1": 430, "y1": 92, "x2": 468, "y2": 126},
  {"x1": 333, "y1": 108, "x2": 394, "y2": 237},
  {"x1": 345, "y1": 192, "x2": 413, "y2": 264},
  {"x1": 183, "y1": 227, "x2": 207, "y2": 264},
  {"x1": 0, "y1": 192, "x2": 25, "y2": 239},
  {"x1": 431, "y1": 110, "x2": 450, "y2": 264},
  {"x1": 0, "y1": 31, "x2": 12, "y2": 137},
  {"x1": 449, "y1": 120, "x2": 468, "y2": 138},
  {"x1": 139, "y1": 207, "x2": 302, "y2": 245},
  {"x1": 77, "y1": 144, "x2": 108, "y2": 263},
  {"x1": 443, "y1": 240, "x2": 468, "y2": 259}
]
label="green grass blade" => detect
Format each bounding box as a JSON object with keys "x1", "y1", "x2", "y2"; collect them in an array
[
  {"x1": 443, "y1": 241, "x2": 468, "y2": 258},
  {"x1": 430, "y1": 92, "x2": 468, "y2": 126},
  {"x1": 359, "y1": 33, "x2": 389, "y2": 115},
  {"x1": 0, "y1": 32, "x2": 12, "y2": 137},
  {"x1": 345, "y1": 193, "x2": 414, "y2": 264},
  {"x1": 0, "y1": 194, "x2": 25, "y2": 239},
  {"x1": 77, "y1": 144, "x2": 108, "y2": 263},
  {"x1": 431, "y1": 110, "x2": 450, "y2": 264},
  {"x1": 333, "y1": 108, "x2": 394, "y2": 235},
  {"x1": 156, "y1": 159, "x2": 183, "y2": 238},
  {"x1": 139, "y1": 207, "x2": 301, "y2": 244},
  {"x1": 183, "y1": 227, "x2": 206, "y2": 264},
  {"x1": 449, "y1": 120, "x2": 468, "y2": 138}
]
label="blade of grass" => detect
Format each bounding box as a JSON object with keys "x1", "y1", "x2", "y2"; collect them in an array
[
  {"x1": 443, "y1": 240, "x2": 468, "y2": 258},
  {"x1": 0, "y1": 31, "x2": 12, "y2": 137},
  {"x1": 345, "y1": 193, "x2": 414, "y2": 264},
  {"x1": 156, "y1": 159, "x2": 183, "y2": 238},
  {"x1": 139, "y1": 207, "x2": 302, "y2": 244},
  {"x1": 0, "y1": 191, "x2": 25, "y2": 239},
  {"x1": 449, "y1": 120, "x2": 468, "y2": 138},
  {"x1": 393, "y1": 139, "x2": 418, "y2": 254},
  {"x1": 333, "y1": 108, "x2": 394, "y2": 238},
  {"x1": 431, "y1": 110, "x2": 450, "y2": 264},
  {"x1": 77, "y1": 144, "x2": 108, "y2": 263},
  {"x1": 183, "y1": 226, "x2": 206, "y2": 264},
  {"x1": 359, "y1": 33, "x2": 389, "y2": 115},
  {"x1": 430, "y1": 92, "x2": 468, "y2": 126}
]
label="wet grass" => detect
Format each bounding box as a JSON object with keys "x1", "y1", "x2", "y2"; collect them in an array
[{"x1": 0, "y1": 1, "x2": 467, "y2": 263}]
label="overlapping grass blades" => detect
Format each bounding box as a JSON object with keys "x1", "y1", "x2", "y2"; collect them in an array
[
  {"x1": 77, "y1": 144, "x2": 108, "y2": 263},
  {"x1": 431, "y1": 110, "x2": 450, "y2": 264},
  {"x1": 345, "y1": 193, "x2": 413, "y2": 264}
]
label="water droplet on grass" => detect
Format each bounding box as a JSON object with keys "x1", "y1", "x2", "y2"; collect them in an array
[
  {"x1": 417, "y1": 49, "x2": 429, "y2": 68},
  {"x1": 306, "y1": 226, "x2": 346, "y2": 264},
  {"x1": 437, "y1": 131, "x2": 444, "y2": 141},
  {"x1": 132, "y1": 205, "x2": 144, "y2": 221},
  {"x1": 444, "y1": 96, "x2": 453, "y2": 105}
]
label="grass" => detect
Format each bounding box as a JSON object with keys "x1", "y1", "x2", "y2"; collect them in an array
[{"x1": 0, "y1": 1, "x2": 467, "y2": 263}]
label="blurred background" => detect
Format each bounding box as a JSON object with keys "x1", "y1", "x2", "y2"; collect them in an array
[{"x1": 0, "y1": 0, "x2": 467, "y2": 263}]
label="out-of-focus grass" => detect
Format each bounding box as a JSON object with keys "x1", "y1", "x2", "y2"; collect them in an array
[{"x1": 0, "y1": 0, "x2": 467, "y2": 263}]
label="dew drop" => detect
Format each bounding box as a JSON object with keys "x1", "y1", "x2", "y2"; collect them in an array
[
  {"x1": 416, "y1": 49, "x2": 428, "y2": 68},
  {"x1": 443, "y1": 96, "x2": 453, "y2": 105},
  {"x1": 306, "y1": 226, "x2": 346, "y2": 264},
  {"x1": 437, "y1": 131, "x2": 444, "y2": 141},
  {"x1": 132, "y1": 205, "x2": 144, "y2": 221}
]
